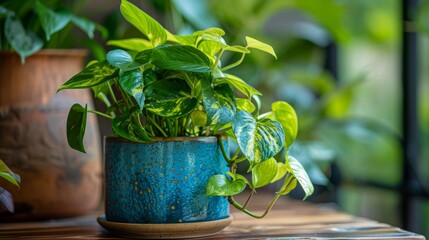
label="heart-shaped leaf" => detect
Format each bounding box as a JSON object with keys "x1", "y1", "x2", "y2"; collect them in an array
[
  {"x1": 66, "y1": 104, "x2": 87, "y2": 153},
  {"x1": 145, "y1": 78, "x2": 197, "y2": 117},
  {"x1": 120, "y1": 0, "x2": 167, "y2": 47},
  {"x1": 246, "y1": 36, "x2": 277, "y2": 59},
  {"x1": 58, "y1": 61, "x2": 119, "y2": 91},
  {"x1": 206, "y1": 174, "x2": 246, "y2": 197},
  {"x1": 287, "y1": 156, "x2": 314, "y2": 200},
  {"x1": 151, "y1": 45, "x2": 212, "y2": 73},
  {"x1": 5, "y1": 17, "x2": 43, "y2": 63},
  {"x1": 252, "y1": 158, "x2": 277, "y2": 188},
  {"x1": 202, "y1": 80, "x2": 236, "y2": 125},
  {"x1": 268, "y1": 101, "x2": 298, "y2": 148},
  {"x1": 106, "y1": 49, "x2": 143, "y2": 71},
  {"x1": 232, "y1": 111, "x2": 284, "y2": 166},
  {"x1": 119, "y1": 69, "x2": 145, "y2": 110},
  {"x1": 36, "y1": 1, "x2": 71, "y2": 41}
]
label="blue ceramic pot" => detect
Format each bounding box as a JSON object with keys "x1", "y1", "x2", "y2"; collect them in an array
[{"x1": 104, "y1": 137, "x2": 229, "y2": 224}]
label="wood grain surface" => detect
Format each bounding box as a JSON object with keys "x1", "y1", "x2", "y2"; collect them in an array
[{"x1": 0, "y1": 196, "x2": 425, "y2": 239}]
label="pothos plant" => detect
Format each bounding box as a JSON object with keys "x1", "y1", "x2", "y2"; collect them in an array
[{"x1": 58, "y1": 0, "x2": 313, "y2": 218}]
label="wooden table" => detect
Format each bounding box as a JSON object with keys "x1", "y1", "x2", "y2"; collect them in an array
[{"x1": 0, "y1": 198, "x2": 425, "y2": 239}]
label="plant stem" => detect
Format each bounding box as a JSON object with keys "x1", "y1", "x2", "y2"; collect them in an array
[
  {"x1": 88, "y1": 110, "x2": 114, "y2": 119},
  {"x1": 213, "y1": 48, "x2": 225, "y2": 69},
  {"x1": 228, "y1": 193, "x2": 281, "y2": 219},
  {"x1": 242, "y1": 189, "x2": 255, "y2": 209},
  {"x1": 147, "y1": 116, "x2": 168, "y2": 137},
  {"x1": 221, "y1": 52, "x2": 246, "y2": 71},
  {"x1": 217, "y1": 135, "x2": 231, "y2": 163}
]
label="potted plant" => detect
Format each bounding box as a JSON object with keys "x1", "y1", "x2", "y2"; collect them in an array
[
  {"x1": 58, "y1": 0, "x2": 313, "y2": 238},
  {"x1": 0, "y1": 0, "x2": 103, "y2": 220}
]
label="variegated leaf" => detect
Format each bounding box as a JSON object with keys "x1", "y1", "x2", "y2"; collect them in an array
[
  {"x1": 232, "y1": 111, "x2": 284, "y2": 167},
  {"x1": 145, "y1": 78, "x2": 197, "y2": 117},
  {"x1": 58, "y1": 61, "x2": 119, "y2": 91},
  {"x1": 287, "y1": 156, "x2": 314, "y2": 200},
  {"x1": 201, "y1": 79, "x2": 236, "y2": 125},
  {"x1": 119, "y1": 69, "x2": 145, "y2": 110}
]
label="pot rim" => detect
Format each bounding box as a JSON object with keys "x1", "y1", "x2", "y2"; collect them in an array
[{"x1": 105, "y1": 136, "x2": 224, "y2": 143}]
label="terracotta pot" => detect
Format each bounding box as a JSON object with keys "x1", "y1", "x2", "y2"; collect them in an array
[{"x1": 0, "y1": 50, "x2": 102, "y2": 220}]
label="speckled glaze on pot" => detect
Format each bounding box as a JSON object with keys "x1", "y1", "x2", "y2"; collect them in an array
[{"x1": 104, "y1": 137, "x2": 229, "y2": 224}]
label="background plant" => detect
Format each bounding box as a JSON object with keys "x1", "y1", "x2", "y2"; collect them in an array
[
  {"x1": 58, "y1": 0, "x2": 313, "y2": 217},
  {"x1": 0, "y1": 0, "x2": 105, "y2": 62}
]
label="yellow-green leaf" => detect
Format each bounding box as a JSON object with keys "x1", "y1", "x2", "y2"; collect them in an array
[
  {"x1": 287, "y1": 156, "x2": 314, "y2": 200},
  {"x1": 252, "y1": 158, "x2": 277, "y2": 188},
  {"x1": 107, "y1": 38, "x2": 153, "y2": 52},
  {"x1": 246, "y1": 36, "x2": 277, "y2": 59},
  {"x1": 120, "y1": 0, "x2": 167, "y2": 47}
]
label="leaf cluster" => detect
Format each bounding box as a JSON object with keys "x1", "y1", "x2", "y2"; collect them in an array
[
  {"x1": 58, "y1": 0, "x2": 313, "y2": 218},
  {"x1": 0, "y1": 0, "x2": 103, "y2": 63}
]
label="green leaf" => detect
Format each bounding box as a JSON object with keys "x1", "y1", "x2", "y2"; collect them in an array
[
  {"x1": 106, "y1": 49, "x2": 143, "y2": 71},
  {"x1": 278, "y1": 173, "x2": 297, "y2": 195},
  {"x1": 201, "y1": 80, "x2": 236, "y2": 125},
  {"x1": 232, "y1": 111, "x2": 284, "y2": 166},
  {"x1": 151, "y1": 45, "x2": 212, "y2": 73},
  {"x1": 5, "y1": 17, "x2": 43, "y2": 63},
  {"x1": 252, "y1": 158, "x2": 277, "y2": 188},
  {"x1": 36, "y1": 1, "x2": 71, "y2": 41},
  {"x1": 0, "y1": 160, "x2": 20, "y2": 188},
  {"x1": 112, "y1": 113, "x2": 151, "y2": 143},
  {"x1": 271, "y1": 101, "x2": 298, "y2": 148},
  {"x1": 58, "y1": 61, "x2": 119, "y2": 91},
  {"x1": 120, "y1": 0, "x2": 167, "y2": 47},
  {"x1": 70, "y1": 15, "x2": 95, "y2": 39},
  {"x1": 224, "y1": 74, "x2": 262, "y2": 97},
  {"x1": 236, "y1": 98, "x2": 256, "y2": 113},
  {"x1": 190, "y1": 110, "x2": 207, "y2": 126},
  {"x1": 246, "y1": 36, "x2": 277, "y2": 59},
  {"x1": 271, "y1": 162, "x2": 288, "y2": 183},
  {"x1": 119, "y1": 69, "x2": 145, "y2": 110},
  {"x1": 287, "y1": 156, "x2": 314, "y2": 200},
  {"x1": 66, "y1": 104, "x2": 87, "y2": 153},
  {"x1": 107, "y1": 38, "x2": 153, "y2": 52},
  {"x1": 206, "y1": 174, "x2": 246, "y2": 197},
  {"x1": 145, "y1": 78, "x2": 197, "y2": 117}
]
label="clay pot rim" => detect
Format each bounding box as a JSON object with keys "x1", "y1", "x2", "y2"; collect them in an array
[
  {"x1": 0, "y1": 49, "x2": 88, "y2": 57},
  {"x1": 105, "y1": 136, "x2": 226, "y2": 144}
]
